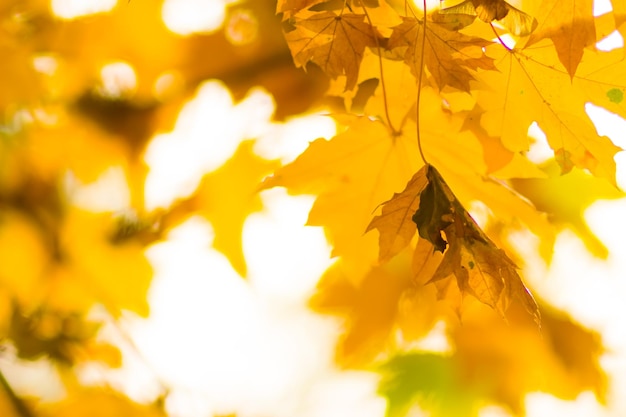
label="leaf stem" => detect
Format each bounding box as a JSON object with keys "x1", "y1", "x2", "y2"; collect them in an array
[
  {"x1": 359, "y1": 1, "x2": 397, "y2": 135},
  {"x1": 415, "y1": 0, "x2": 428, "y2": 164},
  {"x1": 490, "y1": 23, "x2": 512, "y2": 51}
]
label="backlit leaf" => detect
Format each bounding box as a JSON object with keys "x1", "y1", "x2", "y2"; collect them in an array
[
  {"x1": 440, "y1": 0, "x2": 537, "y2": 36},
  {"x1": 527, "y1": 0, "x2": 595, "y2": 77},
  {"x1": 387, "y1": 17, "x2": 495, "y2": 91},
  {"x1": 414, "y1": 165, "x2": 539, "y2": 322},
  {"x1": 262, "y1": 116, "x2": 420, "y2": 277},
  {"x1": 285, "y1": 11, "x2": 380, "y2": 90},
  {"x1": 192, "y1": 141, "x2": 278, "y2": 276},
  {"x1": 366, "y1": 167, "x2": 428, "y2": 262}
]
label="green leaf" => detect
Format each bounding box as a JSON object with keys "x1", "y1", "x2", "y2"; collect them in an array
[{"x1": 378, "y1": 353, "x2": 482, "y2": 417}]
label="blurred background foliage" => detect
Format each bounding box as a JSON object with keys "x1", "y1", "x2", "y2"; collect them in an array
[{"x1": 0, "y1": 1, "x2": 620, "y2": 417}]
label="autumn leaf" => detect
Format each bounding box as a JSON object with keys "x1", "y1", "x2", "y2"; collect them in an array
[
  {"x1": 612, "y1": 0, "x2": 626, "y2": 38},
  {"x1": 476, "y1": 44, "x2": 622, "y2": 181},
  {"x1": 188, "y1": 141, "x2": 278, "y2": 276},
  {"x1": 40, "y1": 389, "x2": 165, "y2": 417},
  {"x1": 311, "y1": 252, "x2": 439, "y2": 365},
  {"x1": 450, "y1": 304, "x2": 605, "y2": 412},
  {"x1": 439, "y1": 0, "x2": 537, "y2": 36},
  {"x1": 1, "y1": 1, "x2": 624, "y2": 415},
  {"x1": 387, "y1": 17, "x2": 495, "y2": 91},
  {"x1": 526, "y1": 0, "x2": 595, "y2": 77},
  {"x1": 284, "y1": 10, "x2": 380, "y2": 90},
  {"x1": 574, "y1": 48, "x2": 626, "y2": 122},
  {"x1": 311, "y1": 261, "x2": 411, "y2": 364},
  {"x1": 57, "y1": 209, "x2": 153, "y2": 317},
  {"x1": 378, "y1": 353, "x2": 483, "y2": 417},
  {"x1": 8, "y1": 307, "x2": 119, "y2": 366},
  {"x1": 0, "y1": 211, "x2": 50, "y2": 309},
  {"x1": 413, "y1": 165, "x2": 539, "y2": 322},
  {"x1": 366, "y1": 168, "x2": 428, "y2": 262},
  {"x1": 277, "y1": 0, "x2": 325, "y2": 13},
  {"x1": 511, "y1": 161, "x2": 624, "y2": 258},
  {"x1": 442, "y1": 0, "x2": 508, "y2": 21},
  {"x1": 411, "y1": 166, "x2": 456, "y2": 253},
  {"x1": 261, "y1": 116, "x2": 420, "y2": 277}
]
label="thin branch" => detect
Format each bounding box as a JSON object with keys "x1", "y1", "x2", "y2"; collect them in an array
[
  {"x1": 415, "y1": 0, "x2": 429, "y2": 164},
  {"x1": 359, "y1": 0, "x2": 398, "y2": 135}
]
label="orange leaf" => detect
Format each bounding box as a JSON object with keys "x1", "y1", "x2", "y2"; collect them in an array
[
  {"x1": 451, "y1": 304, "x2": 605, "y2": 412},
  {"x1": 387, "y1": 17, "x2": 495, "y2": 91},
  {"x1": 311, "y1": 262, "x2": 409, "y2": 364},
  {"x1": 41, "y1": 389, "x2": 165, "y2": 417},
  {"x1": 284, "y1": 11, "x2": 380, "y2": 90},
  {"x1": 440, "y1": 0, "x2": 537, "y2": 36},
  {"x1": 414, "y1": 165, "x2": 540, "y2": 323},
  {"x1": 366, "y1": 166, "x2": 428, "y2": 262}
]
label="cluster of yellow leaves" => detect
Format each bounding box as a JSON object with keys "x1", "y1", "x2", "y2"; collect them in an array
[
  {"x1": 271, "y1": 0, "x2": 623, "y2": 413},
  {"x1": 0, "y1": 0, "x2": 622, "y2": 416}
]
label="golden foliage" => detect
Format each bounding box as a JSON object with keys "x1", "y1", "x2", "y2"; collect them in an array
[{"x1": 0, "y1": 0, "x2": 623, "y2": 416}]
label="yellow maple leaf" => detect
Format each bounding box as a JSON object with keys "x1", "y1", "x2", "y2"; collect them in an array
[
  {"x1": 284, "y1": 10, "x2": 380, "y2": 90},
  {"x1": 387, "y1": 16, "x2": 495, "y2": 91},
  {"x1": 366, "y1": 169, "x2": 428, "y2": 262},
  {"x1": 262, "y1": 116, "x2": 420, "y2": 278},
  {"x1": 612, "y1": 0, "x2": 626, "y2": 38},
  {"x1": 440, "y1": 0, "x2": 537, "y2": 36},
  {"x1": 410, "y1": 165, "x2": 539, "y2": 322},
  {"x1": 477, "y1": 44, "x2": 622, "y2": 182},
  {"x1": 574, "y1": 48, "x2": 626, "y2": 122},
  {"x1": 527, "y1": 0, "x2": 595, "y2": 77}
]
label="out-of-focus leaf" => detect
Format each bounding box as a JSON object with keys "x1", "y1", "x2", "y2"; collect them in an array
[
  {"x1": 196, "y1": 141, "x2": 278, "y2": 276},
  {"x1": 7, "y1": 307, "x2": 120, "y2": 365},
  {"x1": 311, "y1": 253, "x2": 440, "y2": 365},
  {"x1": 378, "y1": 353, "x2": 482, "y2": 417},
  {"x1": 511, "y1": 161, "x2": 624, "y2": 258},
  {"x1": 57, "y1": 209, "x2": 153, "y2": 317},
  {"x1": 165, "y1": 141, "x2": 278, "y2": 277},
  {"x1": 0, "y1": 376, "x2": 27, "y2": 417},
  {"x1": 40, "y1": 389, "x2": 165, "y2": 417},
  {"x1": 450, "y1": 303, "x2": 605, "y2": 412},
  {"x1": 0, "y1": 212, "x2": 49, "y2": 307},
  {"x1": 311, "y1": 259, "x2": 411, "y2": 365},
  {"x1": 27, "y1": 117, "x2": 130, "y2": 184}
]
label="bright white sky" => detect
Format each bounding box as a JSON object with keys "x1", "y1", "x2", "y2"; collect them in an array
[{"x1": 35, "y1": 1, "x2": 626, "y2": 417}]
